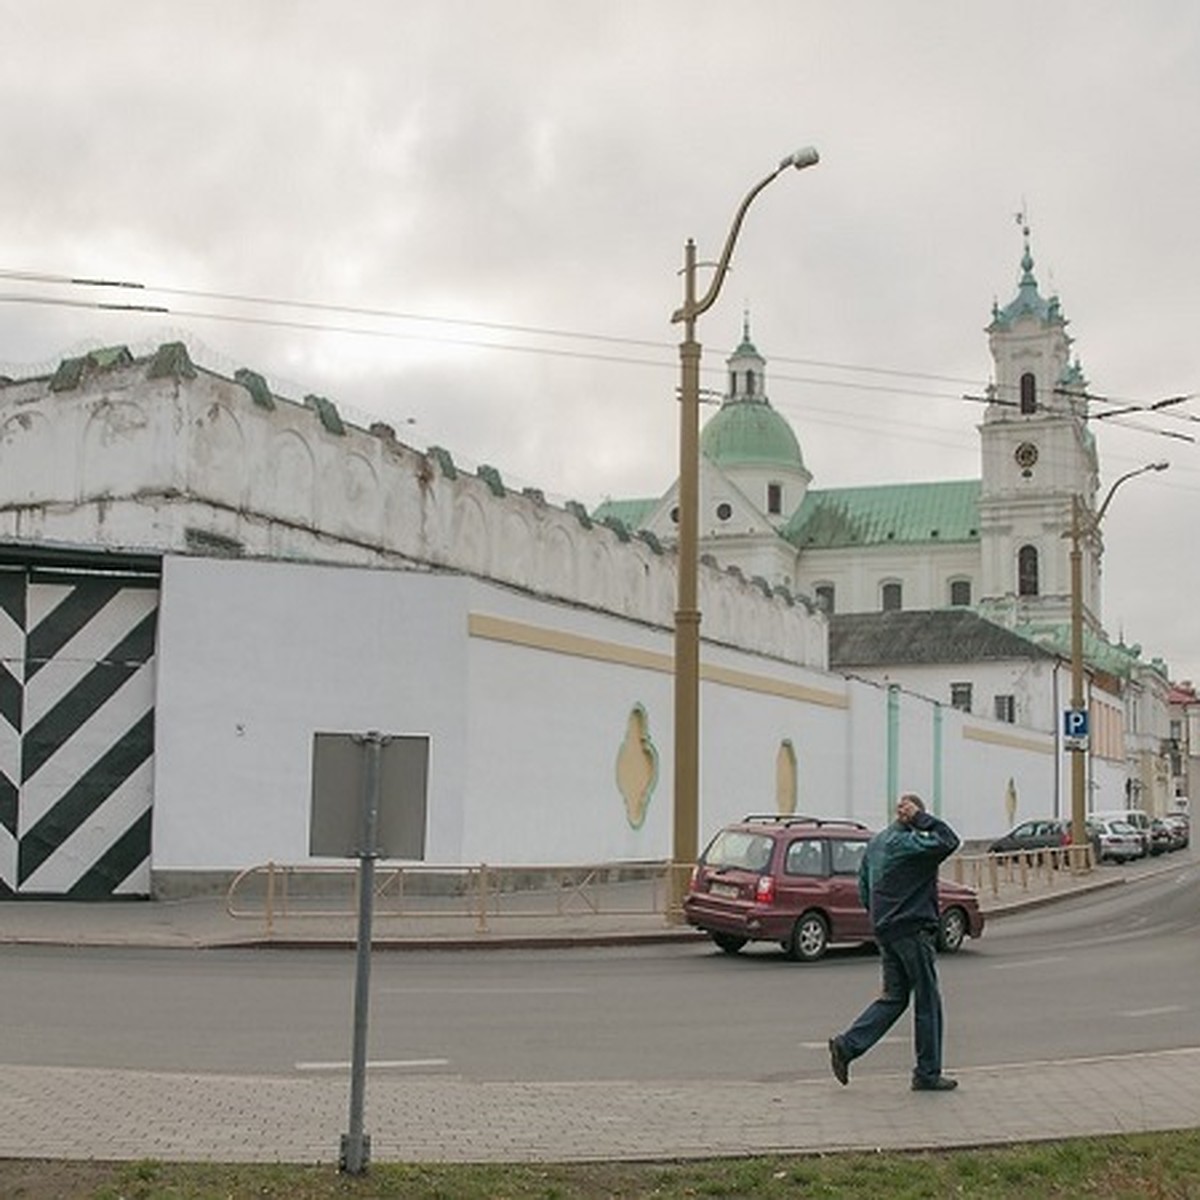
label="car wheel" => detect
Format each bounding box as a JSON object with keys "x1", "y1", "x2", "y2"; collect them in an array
[
  {"x1": 937, "y1": 907, "x2": 968, "y2": 953},
  {"x1": 710, "y1": 931, "x2": 747, "y2": 955},
  {"x1": 788, "y1": 911, "x2": 829, "y2": 962}
]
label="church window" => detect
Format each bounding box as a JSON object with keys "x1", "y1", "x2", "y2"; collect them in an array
[
  {"x1": 949, "y1": 579, "x2": 971, "y2": 607},
  {"x1": 814, "y1": 584, "x2": 834, "y2": 613},
  {"x1": 746, "y1": 370, "x2": 756, "y2": 396},
  {"x1": 881, "y1": 581, "x2": 902, "y2": 612},
  {"x1": 729, "y1": 370, "x2": 736, "y2": 396},
  {"x1": 1020, "y1": 372, "x2": 1037, "y2": 414},
  {"x1": 950, "y1": 682, "x2": 972, "y2": 712},
  {"x1": 767, "y1": 482, "x2": 782, "y2": 515},
  {"x1": 716, "y1": 501, "x2": 732, "y2": 521},
  {"x1": 1018, "y1": 545, "x2": 1039, "y2": 596}
]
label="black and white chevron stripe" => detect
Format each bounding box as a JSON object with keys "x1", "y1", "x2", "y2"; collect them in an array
[
  {"x1": 0, "y1": 568, "x2": 23, "y2": 897},
  {"x1": 1, "y1": 568, "x2": 158, "y2": 898}
]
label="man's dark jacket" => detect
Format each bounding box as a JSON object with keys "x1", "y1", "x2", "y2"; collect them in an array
[{"x1": 857, "y1": 811, "x2": 960, "y2": 940}]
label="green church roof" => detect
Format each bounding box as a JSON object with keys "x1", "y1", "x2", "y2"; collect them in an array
[
  {"x1": 592, "y1": 496, "x2": 657, "y2": 529},
  {"x1": 699, "y1": 399, "x2": 805, "y2": 472},
  {"x1": 785, "y1": 480, "x2": 981, "y2": 549},
  {"x1": 988, "y1": 231, "x2": 1065, "y2": 331}
]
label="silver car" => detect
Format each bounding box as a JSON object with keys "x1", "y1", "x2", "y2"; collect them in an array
[{"x1": 1093, "y1": 819, "x2": 1145, "y2": 863}]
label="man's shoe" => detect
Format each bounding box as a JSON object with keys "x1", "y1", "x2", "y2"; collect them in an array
[
  {"x1": 828, "y1": 1037, "x2": 849, "y2": 1086},
  {"x1": 911, "y1": 1074, "x2": 958, "y2": 1092}
]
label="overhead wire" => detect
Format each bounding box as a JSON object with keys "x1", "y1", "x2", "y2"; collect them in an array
[{"x1": 1, "y1": 267, "x2": 1197, "y2": 445}]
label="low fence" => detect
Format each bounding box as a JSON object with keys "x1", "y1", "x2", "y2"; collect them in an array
[
  {"x1": 225, "y1": 848, "x2": 1095, "y2": 939},
  {"x1": 945, "y1": 845, "x2": 1095, "y2": 898},
  {"x1": 225, "y1": 860, "x2": 682, "y2": 938}
]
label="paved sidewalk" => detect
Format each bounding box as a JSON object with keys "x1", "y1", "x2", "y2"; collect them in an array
[
  {"x1": 1, "y1": 853, "x2": 1195, "y2": 1165},
  {"x1": 1, "y1": 1048, "x2": 1197, "y2": 1164}
]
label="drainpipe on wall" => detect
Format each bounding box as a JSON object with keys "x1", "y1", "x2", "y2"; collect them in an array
[
  {"x1": 887, "y1": 684, "x2": 901, "y2": 814},
  {"x1": 932, "y1": 701, "x2": 944, "y2": 816}
]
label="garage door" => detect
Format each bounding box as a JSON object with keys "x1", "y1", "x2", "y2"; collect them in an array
[{"x1": 0, "y1": 566, "x2": 158, "y2": 898}]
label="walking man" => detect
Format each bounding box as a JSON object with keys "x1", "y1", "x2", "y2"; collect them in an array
[{"x1": 828, "y1": 793, "x2": 961, "y2": 1091}]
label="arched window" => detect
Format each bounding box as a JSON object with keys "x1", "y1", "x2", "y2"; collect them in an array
[
  {"x1": 881, "y1": 581, "x2": 902, "y2": 611},
  {"x1": 746, "y1": 370, "x2": 756, "y2": 397},
  {"x1": 1018, "y1": 544, "x2": 1039, "y2": 596},
  {"x1": 1020, "y1": 372, "x2": 1037, "y2": 414},
  {"x1": 814, "y1": 583, "x2": 835, "y2": 613}
]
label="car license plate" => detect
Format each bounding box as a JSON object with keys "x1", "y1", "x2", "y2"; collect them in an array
[{"x1": 709, "y1": 882, "x2": 740, "y2": 899}]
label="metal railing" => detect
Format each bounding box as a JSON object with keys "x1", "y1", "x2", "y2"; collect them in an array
[
  {"x1": 945, "y1": 845, "x2": 1095, "y2": 898},
  {"x1": 226, "y1": 860, "x2": 682, "y2": 938}
]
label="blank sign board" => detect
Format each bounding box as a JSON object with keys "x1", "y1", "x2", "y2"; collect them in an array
[{"x1": 309, "y1": 732, "x2": 429, "y2": 860}]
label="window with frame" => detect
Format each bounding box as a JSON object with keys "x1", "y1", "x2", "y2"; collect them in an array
[
  {"x1": 950, "y1": 682, "x2": 972, "y2": 712},
  {"x1": 830, "y1": 839, "x2": 867, "y2": 876},
  {"x1": 785, "y1": 838, "x2": 825, "y2": 877},
  {"x1": 881, "y1": 581, "x2": 902, "y2": 611},
  {"x1": 1020, "y1": 372, "x2": 1037, "y2": 414},
  {"x1": 994, "y1": 694, "x2": 1016, "y2": 723},
  {"x1": 1018, "y1": 544, "x2": 1039, "y2": 596},
  {"x1": 949, "y1": 578, "x2": 972, "y2": 607},
  {"x1": 766, "y1": 482, "x2": 783, "y2": 515},
  {"x1": 814, "y1": 584, "x2": 835, "y2": 613}
]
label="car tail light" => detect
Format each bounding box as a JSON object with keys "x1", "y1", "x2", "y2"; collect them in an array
[{"x1": 755, "y1": 874, "x2": 776, "y2": 904}]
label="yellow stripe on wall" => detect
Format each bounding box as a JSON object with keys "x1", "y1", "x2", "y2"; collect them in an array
[
  {"x1": 963, "y1": 724, "x2": 1055, "y2": 755},
  {"x1": 467, "y1": 612, "x2": 847, "y2": 709}
]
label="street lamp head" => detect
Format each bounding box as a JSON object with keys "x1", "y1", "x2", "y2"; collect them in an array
[{"x1": 781, "y1": 146, "x2": 820, "y2": 172}]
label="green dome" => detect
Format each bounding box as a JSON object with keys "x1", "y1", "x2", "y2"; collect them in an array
[{"x1": 700, "y1": 400, "x2": 805, "y2": 471}]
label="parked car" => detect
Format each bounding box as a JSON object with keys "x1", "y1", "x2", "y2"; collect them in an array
[
  {"x1": 988, "y1": 818, "x2": 1100, "y2": 863},
  {"x1": 1148, "y1": 818, "x2": 1177, "y2": 855},
  {"x1": 1092, "y1": 809, "x2": 1152, "y2": 856},
  {"x1": 682, "y1": 814, "x2": 984, "y2": 962},
  {"x1": 1162, "y1": 814, "x2": 1190, "y2": 849},
  {"x1": 1092, "y1": 818, "x2": 1145, "y2": 863}
]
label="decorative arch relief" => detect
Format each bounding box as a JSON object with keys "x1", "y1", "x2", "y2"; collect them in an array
[
  {"x1": 776, "y1": 739, "x2": 798, "y2": 816},
  {"x1": 615, "y1": 703, "x2": 659, "y2": 830}
]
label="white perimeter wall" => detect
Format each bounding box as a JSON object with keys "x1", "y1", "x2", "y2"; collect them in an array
[{"x1": 152, "y1": 555, "x2": 1056, "y2": 874}]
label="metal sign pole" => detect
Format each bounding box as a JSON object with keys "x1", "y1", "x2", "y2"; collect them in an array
[{"x1": 340, "y1": 730, "x2": 382, "y2": 1175}]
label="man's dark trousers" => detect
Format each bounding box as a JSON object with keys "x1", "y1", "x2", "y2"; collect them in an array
[{"x1": 840, "y1": 927, "x2": 944, "y2": 1082}]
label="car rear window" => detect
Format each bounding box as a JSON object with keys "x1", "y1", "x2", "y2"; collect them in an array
[{"x1": 704, "y1": 830, "x2": 774, "y2": 872}]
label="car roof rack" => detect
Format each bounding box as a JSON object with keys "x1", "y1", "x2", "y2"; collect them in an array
[{"x1": 740, "y1": 814, "x2": 870, "y2": 830}]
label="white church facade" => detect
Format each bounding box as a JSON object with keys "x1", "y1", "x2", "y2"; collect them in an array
[{"x1": 596, "y1": 233, "x2": 1176, "y2": 817}]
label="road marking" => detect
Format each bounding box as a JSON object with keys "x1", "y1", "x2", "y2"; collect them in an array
[
  {"x1": 1118, "y1": 1005, "x2": 1187, "y2": 1018},
  {"x1": 378, "y1": 986, "x2": 588, "y2": 995},
  {"x1": 294, "y1": 1058, "x2": 449, "y2": 1072},
  {"x1": 798, "y1": 1037, "x2": 902, "y2": 1050},
  {"x1": 988, "y1": 956, "x2": 1063, "y2": 970}
]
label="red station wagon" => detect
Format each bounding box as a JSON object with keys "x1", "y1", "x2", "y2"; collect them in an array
[{"x1": 683, "y1": 814, "x2": 985, "y2": 961}]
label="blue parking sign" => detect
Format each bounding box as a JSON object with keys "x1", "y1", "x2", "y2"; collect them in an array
[{"x1": 1063, "y1": 709, "x2": 1089, "y2": 739}]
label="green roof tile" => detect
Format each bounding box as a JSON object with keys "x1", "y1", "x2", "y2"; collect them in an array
[
  {"x1": 592, "y1": 497, "x2": 657, "y2": 529},
  {"x1": 785, "y1": 480, "x2": 980, "y2": 549}
]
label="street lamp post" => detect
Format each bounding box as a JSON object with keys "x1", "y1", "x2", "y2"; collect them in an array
[
  {"x1": 1068, "y1": 461, "x2": 1169, "y2": 860},
  {"x1": 668, "y1": 147, "x2": 819, "y2": 910}
]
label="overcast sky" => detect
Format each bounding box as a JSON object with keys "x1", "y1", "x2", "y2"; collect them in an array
[{"x1": 3, "y1": 2, "x2": 1198, "y2": 683}]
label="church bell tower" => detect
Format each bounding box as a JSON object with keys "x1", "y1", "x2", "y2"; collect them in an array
[{"x1": 977, "y1": 222, "x2": 1100, "y2": 633}]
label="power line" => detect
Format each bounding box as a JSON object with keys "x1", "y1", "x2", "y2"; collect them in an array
[{"x1": 2, "y1": 268, "x2": 1197, "y2": 435}]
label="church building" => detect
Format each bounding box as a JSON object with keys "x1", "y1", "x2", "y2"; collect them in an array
[{"x1": 596, "y1": 230, "x2": 1174, "y2": 812}]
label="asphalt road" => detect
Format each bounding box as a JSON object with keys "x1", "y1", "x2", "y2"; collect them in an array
[{"x1": 3, "y1": 852, "x2": 1196, "y2": 1087}]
